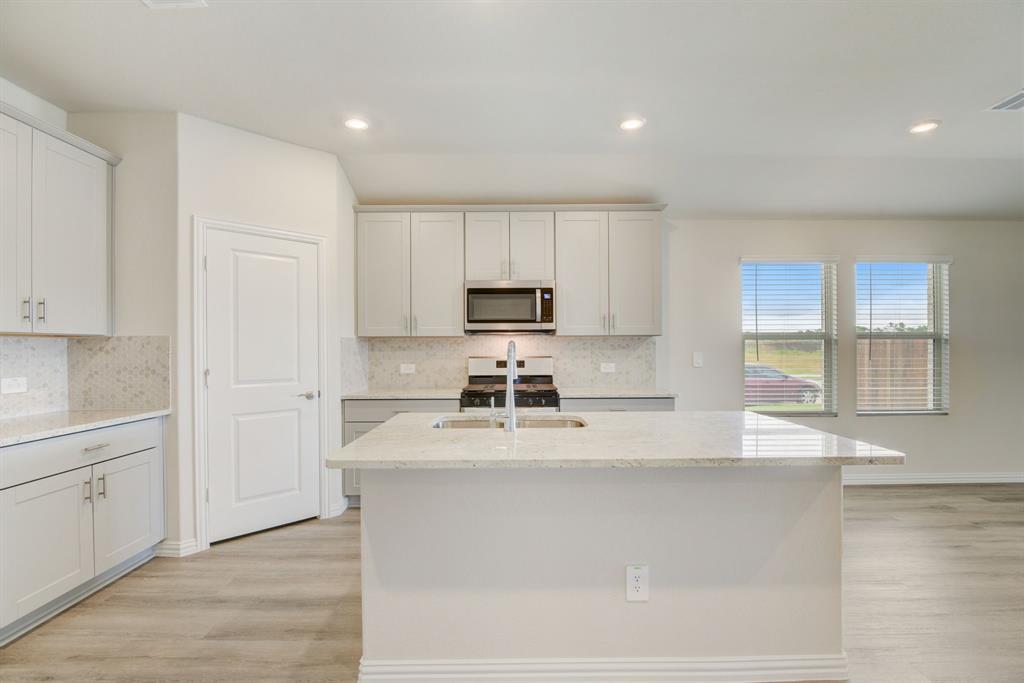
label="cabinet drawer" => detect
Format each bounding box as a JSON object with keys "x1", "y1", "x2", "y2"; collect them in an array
[
  {"x1": 559, "y1": 398, "x2": 675, "y2": 412},
  {"x1": 343, "y1": 399, "x2": 460, "y2": 422},
  {"x1": 0, "y1": 418, "x2": 162, "y2": 490}
]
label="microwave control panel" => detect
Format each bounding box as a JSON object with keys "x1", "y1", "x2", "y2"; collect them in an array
[{"x1": 541, "y1": 288, "x2": 554, "y2": 323}]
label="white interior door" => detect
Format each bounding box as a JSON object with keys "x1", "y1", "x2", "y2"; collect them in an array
[
  {"x1": 205, "y1": 226, "x2": 321, "y2": 543},
  {"x1": 465, "y1": 212, "x2": 509, "y2": 280}
]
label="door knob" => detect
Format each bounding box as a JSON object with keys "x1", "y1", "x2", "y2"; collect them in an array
[{"x1": 296, "y1": 391, "x2": 318, "y2": 400}]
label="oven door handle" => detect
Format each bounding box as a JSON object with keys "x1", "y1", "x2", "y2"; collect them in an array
[{"x1": 536, "y1": 289, "x2": 542, "y2": 322}]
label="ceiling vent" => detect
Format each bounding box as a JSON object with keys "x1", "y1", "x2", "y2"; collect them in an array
[
  {"x1": 988, "y1": 89, "x2": 1024, "y2": 111},
  {"x1": 140, "y1": 0, "x2": 208, "y2": 8}
]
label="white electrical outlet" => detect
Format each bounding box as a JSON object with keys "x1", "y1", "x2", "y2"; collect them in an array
[
  {"x1": 600, "y1": 362, "x2": 616, "y2": 373},
  {"x1": 399, "y1": 363, "x2": 416, "y2": 375},
  {"x1": 0, "y1": 377, "x2": 28, "y2": 394},
  {"x1": 692, "y1": 351, "x2": 704, "y2": 368},
  {"x1": 626, "y1": 564, "x2": 649, "y2": 602}
]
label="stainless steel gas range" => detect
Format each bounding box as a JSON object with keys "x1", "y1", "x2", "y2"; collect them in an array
[{"x1": 461, "y1": 356, "x2": 559, "y2": 413}]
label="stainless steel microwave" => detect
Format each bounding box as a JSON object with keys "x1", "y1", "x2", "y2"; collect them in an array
[{"x1": 464, "y1": 281, "x2": 555, "y2": 333}]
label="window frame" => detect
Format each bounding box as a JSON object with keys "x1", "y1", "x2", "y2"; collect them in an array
[
  {"x1": 741, "y1": 259, "x2": 838, "y2": 417},
  {"x1": 855, "y1": 260, "x2": 950, "y2": 416}
]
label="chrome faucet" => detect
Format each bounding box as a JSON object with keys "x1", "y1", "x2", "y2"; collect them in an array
[{"x1": 504, "y1": 340, "x2": 518, "y2": 433}]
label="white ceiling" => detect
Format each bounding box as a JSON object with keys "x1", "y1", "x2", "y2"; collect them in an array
[{"x1": 1, "y1": 0, "x2": 1021, "y2": 219}]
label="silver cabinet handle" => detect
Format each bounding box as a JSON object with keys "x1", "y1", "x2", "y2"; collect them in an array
[
  {"x1": 83, "y1": 443, "x2": 110, "y2": 454},
  {"x1": 611, "y1": 313, "x2": 617, "y2": 333},
  {"x1": 403, "y1": 314, "x2": 409, "y2": 334},
  {"x1": 21, "y1": 298, "x2": 31, "y2": 321},
  {"x1": 295, "y1": 391, "x2": 318, "y2": 400},
  {"x1": 511, "y1": 260, "x2": 516, "y2": 278},
  {"x1": 36, "y1": 297, "x2": 46, "y2": 322},
  {"x1": 602, "y1": 314, "x2": 607, "y2": 332},
  {"x1": 412, "y1": 315, "x2": 418, "y2": 335},
  {"x1": 97, "y1": 474, "x2": 106, "y2": 499},
  {"x1": 501, "y1": 260, "x2": 508, "y2": 280},
  {"x1": 83, "y1": 480, "x2": 92, "y2": 502}
]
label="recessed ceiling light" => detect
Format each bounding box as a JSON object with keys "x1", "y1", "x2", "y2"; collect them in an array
[
  {"x1": 620, "y1": 118, "x2": 646, "y2": 131},
  {"x1": 908, "y1": 120, "x2": 940, "y2": 134},
  {"x1": 345, "y1": 118, "x2": 370, "y2": 131}
]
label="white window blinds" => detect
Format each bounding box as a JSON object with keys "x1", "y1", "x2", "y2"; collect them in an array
[
  {"x1": 856, "y1": 262, "x2": 950, "y2": 414},
  {"x1": 742, "y1": 261, "x2": 837, "y2": 415}
]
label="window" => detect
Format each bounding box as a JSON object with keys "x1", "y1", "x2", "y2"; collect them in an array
[
  {"x1": 856, "y1": 261, "x2": 950, "y2": 414},
  {"x1": 742, "y1": 260, "x2": 837, "y2": 415}
]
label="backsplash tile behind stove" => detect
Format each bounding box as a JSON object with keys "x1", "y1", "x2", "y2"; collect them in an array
[{"x1": 367, "y1": 336, "x2": 655, "y2": 389}]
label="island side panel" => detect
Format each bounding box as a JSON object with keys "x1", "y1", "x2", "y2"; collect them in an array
[{"x1": 359, "y1": 466, "x2": 843, "y2": 661}]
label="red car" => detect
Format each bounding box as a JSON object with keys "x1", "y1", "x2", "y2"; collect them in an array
[{"x1": 745, "y1": 364, "x2": 822, "y2": 405}]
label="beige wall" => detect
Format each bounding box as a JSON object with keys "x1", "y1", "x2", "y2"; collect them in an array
[{"x1": 659, "y1": 219, "x2": 1024, "y2": 480}]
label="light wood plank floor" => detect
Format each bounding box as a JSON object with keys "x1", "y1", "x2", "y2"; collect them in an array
[{"x1": 1, "y1": 485, "x2": 1021, "y2": 682}]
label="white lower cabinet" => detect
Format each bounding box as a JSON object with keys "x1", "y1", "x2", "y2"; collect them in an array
[
  {"x1": 0, "y1": 467, "x2": 95, "y2": 626},
  {"x1": 0, "y1": 419, "x2": 164, "y2": 635},
  {"x1": 93, "y1": 448, "x2": 165, "y2": 575}
]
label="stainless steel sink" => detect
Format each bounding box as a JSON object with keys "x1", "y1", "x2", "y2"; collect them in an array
[{"x1": 432, "y1": 416, "x2": 587, "y2": 429}]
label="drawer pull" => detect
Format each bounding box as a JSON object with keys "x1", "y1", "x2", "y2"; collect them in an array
[
  {"x1": 97, "y1": 474, "x2": 107, "y2": 499},
  {"x1": 83, "y1": 443, "x2": 110, "y2": 454}
]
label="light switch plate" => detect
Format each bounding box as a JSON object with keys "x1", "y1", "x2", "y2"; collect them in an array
[
  {"x1": 600, "y1": 362, "x2": 616, "y2": 373},
  {"x1": 1, "y1": 377, "x2": 28, "y2": 394},
  {"x1": 692, "y1": 352, "x2": 704, "y2": 368},
  {"x1": 399, "y1": 363, "x2": 416, "y2": 375},
  {"x1": 626, "y1": 564, "x2": 649, "y2": 602}
]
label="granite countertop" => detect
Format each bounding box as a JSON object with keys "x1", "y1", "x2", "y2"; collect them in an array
[
  {"x1": 0, "y1": 409, "x2": 172, "y2": 448},
  {"x1": 327, "y1": 410, "x2": 905, "y2": 470},
  {"x1": 342, "y1": 387, "x2": 677, "y2": 400}
]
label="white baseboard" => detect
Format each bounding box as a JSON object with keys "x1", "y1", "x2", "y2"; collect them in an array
[
  {"x1": 154, "y1": 538, "x2": 200, "y2": 557},
  {"x1": 327, "y1": 499, "x2": 349, "y2": 518},
  {"x1": 357, "y1": 654, "x2": 850, "y2": 682},
  {"x1": 843, "y1": 471, "x2": 1024, "y2": 485}
]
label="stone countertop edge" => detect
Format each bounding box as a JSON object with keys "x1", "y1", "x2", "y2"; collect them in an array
[
  {"x1": 341, "y1": 388, "x2": 678, "y2": 400},
  {"x1": 0, "y1": 409, "x2": 172, "y2": 448},
  {"x1": 327, "y1": 410, "x2": 906, "y2": 470}
]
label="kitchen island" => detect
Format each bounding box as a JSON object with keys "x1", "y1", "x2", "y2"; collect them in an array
[{"x1": 327, "y1": 411, "x2": 904, "y2": 683}]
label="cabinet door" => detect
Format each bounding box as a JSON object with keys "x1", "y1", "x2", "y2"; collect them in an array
[
  {"x1": 31, "y1": 129, "x2": 110, "y2": 335},
  {"x1": 555, "y1": 212, "x2": 608, "y2": 336},
  {"x1": 0, "y1": 115, "x2": 32, "y2": 333},
  {"x1": 0, "y1": 467, "x2": 94, "y2": 627},
  {"x1": 358, "y1": 213, "x2": 411, "y2": 336},
  {"x1": 509, "y1": 212, "x2": 554, "y2": 280},
  {"x1": 343, "y1": 422, "x2": 382, "y2": 496},
  {"x1": 608, "y1": 212, "x2": 662, "y2": 335},
  {"x1": 92, "y1": 448, "x2": 165, "y2": 575},
  {"x1": 465, "y1": 212, "x2": 509, "y2": 280},
  {"x1": 411, "y1": 212, "x2": 464, "y2": 336}
]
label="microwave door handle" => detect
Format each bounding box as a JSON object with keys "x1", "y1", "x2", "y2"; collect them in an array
[{"x1": 536, "y1": 289, "x2": 542, "y2": 322}]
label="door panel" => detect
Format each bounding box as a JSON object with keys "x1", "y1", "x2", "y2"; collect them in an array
[
  {"x1": 411, "y1": 212, "x2": 464, "y2": 336},
  {"x1": 206, "y1": 227, "x2": 320, "y2": 543},
  {"x1": 358, "y1": 213, "x2": 410, "y2": 336},
  {"x1": 555, "y1": 212, "x2": 608, "y2": 336},
  {"x1": 31, "y1": 129, "x2": 109, "y2": 335},
  {"x1": 93, "y1": 448, "x2": 165, "y2": 574},
  {"x1": 0, "y1": 114, "x2": 32, "y2": 333},
  {"x1": 465, "y1": 212, "x2": 509, "y2": 280},
  {"x1": 509, "y1": 212, "x2": 554, "y2": 280},
  {"x1": 0, "y1": 467, "x2": 94, "y2": 626},
  {"x1": 608, "y1": 212, "x2": 662, "y2": 335}
]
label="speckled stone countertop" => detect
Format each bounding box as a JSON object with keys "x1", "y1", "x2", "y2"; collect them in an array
[
  {"x1": 341, "y1": 387, "x2": 676, "y2": 400},
  {"x1": 342, "y1": 388, "x2": 463, "y2": 400},
  {"x1": 327, "y1": 410, "x2": 905, "y2": 469},
  {"x1": 0, "y1": 409, "x2": 171, "y2": 448},
  {"x1": 559, "y1": 387, "x2": 677, "y2": 398}
]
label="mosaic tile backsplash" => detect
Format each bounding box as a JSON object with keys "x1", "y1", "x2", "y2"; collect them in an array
[
  {"x1": 68, "y1": 336, "x2": 171, "y2": 411},
  {"x1": 366, "y1": 336, "x2": 656, "y2": 389},
  {"x1": 0, "y1": 337, "x2": 69, "y2": 418}
]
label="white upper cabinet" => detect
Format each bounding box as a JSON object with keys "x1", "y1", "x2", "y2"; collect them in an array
[
  {"x1": 555, "y1": 212, "x2": 609, "y2": 336},
  {"x1": 358, "y1": 212, "x2": 411, "y2": 336},
  {"x1": 0, "y1": 115, "x2": 32, "y2": 334},
  {"x1": 509, "y1": 212, "x2": 554, "y2": 280},
  {"x1": 31, "y1": 130, "x2": 110, "y2": 336},
  {"x1": 608, "y1": 212, "x2": 662, "y2": 335},
  {"x1": 411, "y1": 212, "x2": 464, "y2": 336},
  {"x1": 465, "y1": 212, "x2": 509, "y2": 280},
  {"x1": 465, "y1": 211, "x2": 554, "y2": 281}
]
